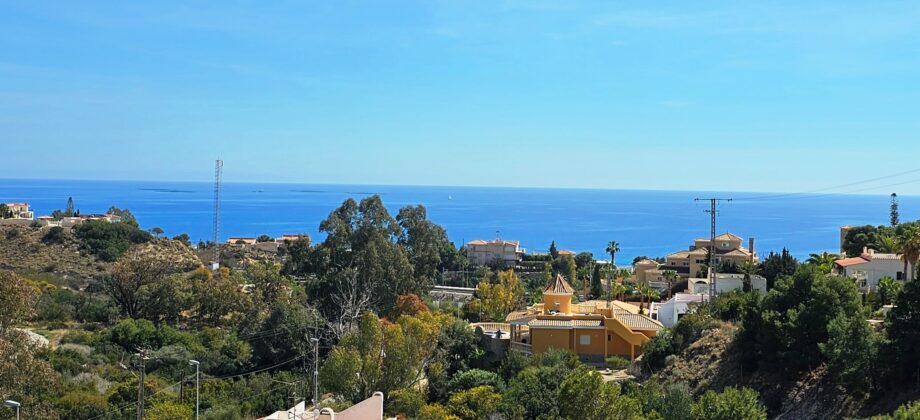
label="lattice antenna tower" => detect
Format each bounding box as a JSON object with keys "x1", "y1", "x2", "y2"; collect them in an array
[{"x1": 213, "y1": 159, "x2": 223, "y2": 266}]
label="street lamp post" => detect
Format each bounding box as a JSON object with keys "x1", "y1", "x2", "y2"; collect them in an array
[
  {"x1": 4, "y1": 400, "x2": 20, "y2": 420},
  {"x1": 189, "y1": 360, "x2": 200, "y2": 420}
]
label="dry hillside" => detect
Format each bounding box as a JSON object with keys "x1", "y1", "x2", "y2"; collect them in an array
[
  {"x1": 0, "y1": 225, "x2": 202, "y2": 283},
  {"x1": 651, "y1": 324, "x2": 870, "y2": 419}
]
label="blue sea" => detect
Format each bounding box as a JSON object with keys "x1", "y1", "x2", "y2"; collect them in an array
[{"x1": 1, "y1": 179, "x2": 917, "y2": 262}]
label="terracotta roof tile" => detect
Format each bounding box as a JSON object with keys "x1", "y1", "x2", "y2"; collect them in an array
[{"x1": 544, "y1": 274, "x2": 575, "y2": 294}]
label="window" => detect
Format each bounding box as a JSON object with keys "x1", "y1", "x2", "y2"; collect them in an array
[
  {"x1": 898, "y1": 272, "x2": 904, "y2": 280},
  {"x1": 580, "y1": 335, "x2": 591, "y2": 345}
]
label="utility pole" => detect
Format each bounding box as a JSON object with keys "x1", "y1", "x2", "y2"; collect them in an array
[
  {"x1": 136, "y1": 348, "x2": 149, "y2": 420},
  {"x1": 694, "y1": 198, "x2": 732, "y2": 299},
  {"x1": 311, "y1": 337, "x2": 320, "y2": 415}
]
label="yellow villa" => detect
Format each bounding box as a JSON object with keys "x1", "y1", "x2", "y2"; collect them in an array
[{"x1": 506, "y1": 274, "x2": 662, "y2": 362}]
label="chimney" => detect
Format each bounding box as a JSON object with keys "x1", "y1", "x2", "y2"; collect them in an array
[{"x1": 748, "y1": 237, "x2": 755, "y2": 261}]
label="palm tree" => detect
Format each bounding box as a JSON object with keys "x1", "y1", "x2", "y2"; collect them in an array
[
  {"x1": 897, "y1": 230, "x2": 920, "y2": 282},
  {"x1": 662, "y1": 270, "x2": 679, "y2": 299},
  {"x1": 606, "y1": 241, "x2": 621, "y2": 268},
  {"x1": 636, "y1": 280, "x2": 658, "y2": 314},
  {"x1": 877, "y1": 234, "x2": 899, "y2": 253},
  {"x1": 610, "y1": 281, "x2": 627, "y2": 301},
  {"x1": 806, "y1": 252, "x2": 839, "y2": 274}
]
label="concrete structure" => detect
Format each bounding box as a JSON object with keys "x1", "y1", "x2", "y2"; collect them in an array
[
  {"x1": 465, "y1": 239, "x2": 525, "y2": 267},
  {"x1": 508, "y1": 274, "x2": 662, "y2": 362},
  {"x1": 661, "y1": 233, "x2": 757, "y2": 278},
  {"x1": 840, "y1": 225, "x2": 853, "y2": 255},
  {"x1": 650, "y1": 293, "x2": 709, "y2": 327},
  {"x1": 471, "y1": 322, "x2": 512, "y2": 367},
  {"x1": 834, "y1": 248, "x2": 906, "y2": 290},
  {"x1": 1, "y1": 203, "x2": 33, "y2": 220},
  {"x1": 259, "y1": 392, "x2": 385, "y2": 420},
  {"x1": 689, "y1": 273, "x2": 768, "y2": 294}
]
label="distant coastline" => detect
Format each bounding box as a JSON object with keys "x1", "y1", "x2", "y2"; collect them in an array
[{"x1": 1, "y1": 178, "x2": 916, "y2": 262}]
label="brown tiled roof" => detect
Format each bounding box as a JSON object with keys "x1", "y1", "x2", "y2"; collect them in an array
[
  {"x1": 667, "y1": 250, "x2": 692, "y2": 259},
  {"x1": 835, "y1": 257, "x2": 869, "y2": 267},
  {"x1": 715, "y1": 232, "x2": 743, "y2": 241},
  {"x1": 544, "y1": 274, "x2": 575, "y2": 294},
  {"x1": 612, "y1": 310, "x2": 663, "y2": 330}
]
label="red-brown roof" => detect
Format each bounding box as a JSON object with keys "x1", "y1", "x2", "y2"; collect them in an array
[
  {"x1": 544, "y1": 274, "x2": 575, "y2": 294},
  {"x1": 835, "y1": 257, "x2": 868, "y2": 268}
]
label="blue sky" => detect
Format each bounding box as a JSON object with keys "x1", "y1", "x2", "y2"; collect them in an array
[{"x1": 2, "y1": 1, "x2": 920, "y2": 193}]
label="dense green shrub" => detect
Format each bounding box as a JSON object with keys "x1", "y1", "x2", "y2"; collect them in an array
[
  {"x1": 388, "y1": 388, "x2": 427, "y2": 418},
  {"x1": 447, "y1": 369, "x2": 504, "y2": 393},
  {"x1": 605, "y1": 356, "x2": 630, "y2": 370},
  {"x1": 738, "y1": 266, "x2": 863, "y2": 375},
  {"x1": 691, "y1": 387, "x2": 767, "y2": 420},
  {"x1": 42, "y1": 226, "x2": 67, "y2": 244},
  {"x1": 73, "y1": 220, "x2": 152, "y2": 261}
]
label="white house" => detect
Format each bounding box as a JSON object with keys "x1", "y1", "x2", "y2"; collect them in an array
[
  {"x1": 689, "y1": 273, "x2": 768, "y2": 294},
  {"x1": 834, "y1": 248, "x2": 905, "y2": 290},
  {"x1": 651, "y1": 293, "x2": 709, "y2": 328}
]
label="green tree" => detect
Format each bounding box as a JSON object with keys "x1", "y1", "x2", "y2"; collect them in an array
[
  {"x1": 65, "y1": 196, "x2": 75, "y2": 217},
  {"x1": 172, "y1": 233, "x2": 192, "y2": 247},
  {"x1": 896, "y1": 228, "x2": 920, "y2": 281},
  {"x1": 0, "y1": 330, "x2": 62, "y2": 418},
  {"x1": 558, "y1": 365, "x2": 642, "y2": 420},
  {"x1": 606, "y1": 240, "x2": 621, "y2": 267},
  {"x1": 690, "y1": 387, "x2": 767, "y2": 420},
  {"x1": 107, "y1": 206, "x2": 139, "y2": 227},
  {"x1": 147, "y1": 400, "x2": 193, "y2": 420},
  {"x1": 0, "y1": 271, "x2": 37, "y2": 332},
  {"x1": 806, "y1": 252, "x2": 840, "y2": 274},
  {"x1": 742, "y1": 267, "x2": 862, "y2": 374},
  {"x1": 150, "y1": 226, "x2": 165, "y2": 238},
  {"x1": 102, "y1": 247, "x2": 184, "y2": 320},
  {"x1": 878, "y1": 276, "x2": 903, "y2": 306},
  {"x1": 467, "y1": 270, "x2": 525, "y2": 321},
  {"x1": 591, "y1": 263, "x2": 604, "y2": 298},
  {"x1": 0, "y1": 203, "x2": 11, "y2": 218},
  {"x1": 447, "y1": 369, "x2": 503, "y2": 394},
  {"x1": 319, "y1": 311, "x2": 444, "y2": 402},
  {"x1": 192, "y1": 268, "x2": 247, "y2": 326},
  {"x1": 256, "y1": 234, "x2": 273, "y2": 242},
  {"x1": 877, "y1": 234, "x2": 899, "y2": 253},
  {"x1": 882, "y1": 277, "x2": 920, "y2": 386},
  {"x1": 42, "y1": 226, "x2": 67, "y2": 244},
  {"x1": 758, "y1": 248, "x2": 797, "y2": 289},
  {"x1": 549, "y1": 241, "x2": 559, "y2": 259},
  {"x1": 448, "y1": 385, "x2": 501, "y2": 420},
  {"x1": 662, "y1": 270, "x2": 679, "y2": 299},
  {"x1": 737, "y1": 261, "x2": 760, "y2": 292},
  {"x1": 819, "y1": 312, "x2": 878, "y2": 394},
  {"x1": 74, "y1": 219, "x2": 152, "y2": 261},
  {"x1": 575, "y1": 252, "x2": 594, "y2": 269},
  {"x1": 891, "y1": 192, "x2": 900, "y2": 226},
  {"x1": 387, "y1": 388, "x2": 426, "y2": 418},
  {"x1": 842, "y1": 225, "x2": 881, "y2": 257}
]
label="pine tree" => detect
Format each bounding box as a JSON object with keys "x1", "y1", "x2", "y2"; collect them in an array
[
  {"x1": 65, "y1": 197, "x2": 75, "y2": 217},
  {"x1": 891, "y1": 193, "x2": 900, "y2": 226}
]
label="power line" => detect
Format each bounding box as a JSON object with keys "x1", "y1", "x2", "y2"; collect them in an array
[
  {"x1": 203, "y1": 356, "x2": 303, "y2": 382},
  {"x1": 734, "y1": 167, "x2": 920, "y2": 201}
]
